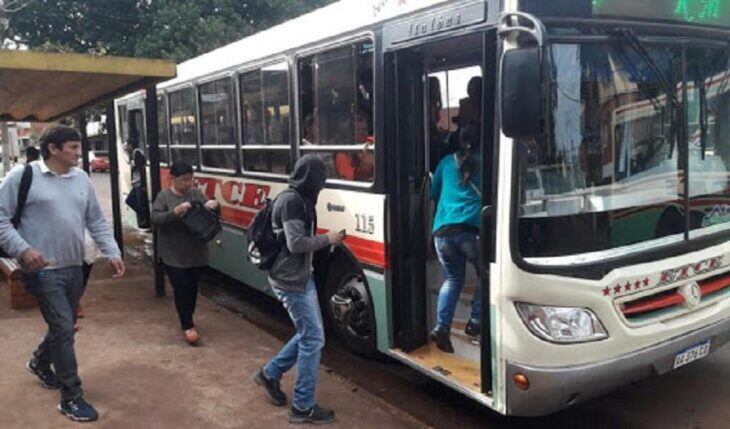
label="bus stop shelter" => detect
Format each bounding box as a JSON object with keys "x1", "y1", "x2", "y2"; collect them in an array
[{"x1": 0, "y1": 49, "x2": 176, "y2": 275}]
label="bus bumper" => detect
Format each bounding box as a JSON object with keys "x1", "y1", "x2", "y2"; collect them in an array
[{"x1": 505, "y1": 317, "x2": 730, "y2": 417}]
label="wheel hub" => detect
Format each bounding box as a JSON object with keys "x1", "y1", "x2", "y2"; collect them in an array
[{"x1": 329, "y1": 277, "x2": 372, "y2": 340}]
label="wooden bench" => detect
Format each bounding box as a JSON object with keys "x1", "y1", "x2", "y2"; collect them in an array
[{"x1": 0, "y1": 258, "x2": 37, "y2": 309}]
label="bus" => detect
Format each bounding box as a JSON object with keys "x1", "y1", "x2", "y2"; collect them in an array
[{"x1": 114, "y1": 0, "x2": 730, "y2": 416}]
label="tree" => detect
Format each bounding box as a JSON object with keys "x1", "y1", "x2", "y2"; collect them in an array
[
  {"x1": 133, "y1": 0, "x2": 336, "y2": 62},
  {"x1": 5, "y1": 0, "x2": 336, "y2": 60},
  {"x1": 5, "y1": 0, "x2": 144, "y2": 54},
  {"x1": 1, "y1": 0, "x2": 32, "y2": 46}
]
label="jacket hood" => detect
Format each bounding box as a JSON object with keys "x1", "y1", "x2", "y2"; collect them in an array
[{"x1": 288, "y1": 154, "x2": 328, "y2": 203}]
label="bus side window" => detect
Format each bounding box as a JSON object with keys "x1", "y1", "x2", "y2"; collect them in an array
[
  {"x1": 240, "y1": 62, "x2": 292, "y2": 175},
  {"x1": 168, "y1": 87, "x2": 199, "y2": 168},
  {"x1": 298, "y1": 40, "x2": 375, "y2": 183},
  {"x1": 199, "y1": 77, "x2": 237, "y2": 171}
]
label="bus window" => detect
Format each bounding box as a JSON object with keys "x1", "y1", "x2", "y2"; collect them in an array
[
  {"x1": 199, "y1": 77, "x2": 237, "y2": 171},
  {"x1": 118, "y1": 105, "x2": 129, "y2": 144},
  {"x1": 168, "y1": 87, "x2": 199, "y2": 167},
  {"x1": 240, "y1": 62, "x2": 291, "y2": 174},
  {"x1": 157, "y1": 94, "x2": 170, "y2": 165},
  {"x1": 299, "y1": 40, "x2": 374, "y2": 182}
]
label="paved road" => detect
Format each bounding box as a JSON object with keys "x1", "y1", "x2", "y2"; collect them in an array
[{"x1": 91, "y1": 172, "x2": 729, "y2": 429}]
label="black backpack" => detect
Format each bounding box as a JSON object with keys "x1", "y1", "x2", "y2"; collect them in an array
[
  {"x1": 247, "y1": 189, "x2": 306, "y2": 271},
  {"x1": 0, "y1": 164, "x2": 34, "y2": 258},
  {"x1": 179, "y1": 201, "x2": 222, "y2": 242},
  {"x1": 246, "y1": 195, "x2": 283, "y2": 271}
]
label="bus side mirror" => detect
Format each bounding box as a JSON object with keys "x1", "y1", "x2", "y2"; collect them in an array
[{"x1": 501, "y1": 47, "x2": 543, "y2": 138}]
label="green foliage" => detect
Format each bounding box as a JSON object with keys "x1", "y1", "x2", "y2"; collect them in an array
[{"x1": 5, "y1": 0, "x2": 336, "y2": 61}]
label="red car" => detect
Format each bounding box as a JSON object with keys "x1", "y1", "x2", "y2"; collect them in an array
[{"x1": 89, "y1": 152, "x2": 110, "y2": 172}]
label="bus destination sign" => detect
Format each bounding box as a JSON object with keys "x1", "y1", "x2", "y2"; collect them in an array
[
  {"x1": 594, "y1": 0, "x2": 730, "y2": 27},
  {"x1": 521, "y1": 0, "x2": 730, "y2": 28}
]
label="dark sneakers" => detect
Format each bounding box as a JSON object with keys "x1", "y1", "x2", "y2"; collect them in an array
[
  {"x1": 58, "y1": 397, "x2": 99, "y2": 422},
  {"x1": 26, "y1": 358, "x2": 59, "y2": 389},
  {"x1": 252, "y1": 368, "x2": 287, "y2": 406},
  {"x1": 465, "y1": 319, "x2": 481, "y2": 338},
  {"x1": 429, "y1": 327, "x2": 454, "y2": 353},
  {"x1": 289, "y1": 404, "x2": 336, "y2": 425}
]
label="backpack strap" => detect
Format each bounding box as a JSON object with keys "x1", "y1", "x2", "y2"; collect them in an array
[
  {"x1": 273, "y1": 188, "x2": 312, "y2": 230},
  {"x1": 11, "y1": 164, "x2": 34, "y2": 228}
]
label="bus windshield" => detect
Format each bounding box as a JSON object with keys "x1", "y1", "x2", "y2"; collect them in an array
[{"x1": 518, "y1": 39, "x2": 730, "y2": 259}]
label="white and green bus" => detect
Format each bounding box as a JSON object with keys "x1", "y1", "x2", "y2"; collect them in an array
[{"x1": 115, "y1": 0, "x2": 730, "y2": 416}]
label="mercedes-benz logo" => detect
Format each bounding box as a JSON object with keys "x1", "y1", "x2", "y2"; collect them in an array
[{"x1": 679, "y1": 282, "x2": 702, "y2": 309}]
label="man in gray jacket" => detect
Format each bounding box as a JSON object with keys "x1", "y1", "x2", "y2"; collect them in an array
[
  {"x1": 253, "y1": 154, "x2": 343, "y2": 425},
  {"x1": 0, "y1": 125, "x2": 124, "y2": 423}
]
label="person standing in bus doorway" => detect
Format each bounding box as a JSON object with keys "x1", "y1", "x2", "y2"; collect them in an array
[
  {"x1": 429, "y1": 123, "x2": 483, "y2": 353},
  {"x1": 0, "y1": 125, "x2": 125, "y2": 423},
  {"x1": 252, "y1": 154, "x2": 344, "y2": 425},
  {"x1": 151, "y1": 160, "x2": 219, "y2": 345},
  {"x1": 25, "y1": 146, "x2": 40, "y2": 163}
]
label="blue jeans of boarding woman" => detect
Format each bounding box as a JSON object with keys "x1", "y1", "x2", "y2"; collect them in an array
[
  {"x1": 264, "y1": 277, "x2": 324, "y2": 411},
  {"x1": 434, "y1": 231, "x2": 482, "y2": 331}
]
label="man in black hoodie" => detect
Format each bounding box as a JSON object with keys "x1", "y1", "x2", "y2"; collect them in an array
[{"x1": 253, "y1": 155, "x2": 344, "y2": 425}]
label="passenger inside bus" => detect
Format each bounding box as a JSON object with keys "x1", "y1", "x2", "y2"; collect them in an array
[
  {"x1": 301, "y1": 115, "x2": 317, "y2": 146},
  {"x1": 334, "y1": 111, "x2": 374, "y2": 181}
]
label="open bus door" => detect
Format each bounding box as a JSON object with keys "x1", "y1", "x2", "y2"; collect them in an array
[
  {"x1": 388, "y1": 30, "x2": 497, "y2": 396},
  {"x1": 126, "y1": 108, "x2": 151, "y2": 228},
  {"x1": 389, "y1": 49, "x2": 428, "y2": 352}
]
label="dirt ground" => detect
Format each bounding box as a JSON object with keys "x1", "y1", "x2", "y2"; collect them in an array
[{"x1": 0, "y1": 257, "x2": 423, "y2": 429}]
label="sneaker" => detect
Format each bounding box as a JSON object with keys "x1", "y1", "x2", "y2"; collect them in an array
[
  {"x1": 26, "y1": 358, "x2": 59, "y2": 389},
  {"x1": 183, "y1": 327, "x2": 199, "y2": 345},
  {"x1": 428, "y1": 327, "x2": 454, "y2": 353},
  {"x1": 58, "y1": 397, "x2": 99, "y2": 422},
  {"x1": 252, "y1": 368, "x2": 287, "y2": 406},
  {"x1": 289, "y1": 404, "x2": 335, "y2": 425},
  {"x1": 465, "y1": 319, "x2": 481, "y2": 337}
]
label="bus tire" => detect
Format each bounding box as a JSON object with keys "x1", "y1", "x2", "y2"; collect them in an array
[{"x1": 323, "y1": 264, "x2": 378, "y2": 357}]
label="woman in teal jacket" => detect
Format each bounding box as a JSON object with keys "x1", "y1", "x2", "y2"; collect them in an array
[{"x1": 429, "y1": 123, "x2": 482, "y2": 353}]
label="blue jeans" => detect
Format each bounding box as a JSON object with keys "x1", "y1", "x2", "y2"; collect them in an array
[
  {"x1": 434, "y1": 231, "x2": 482, "y2": 331},
  {"x1": 23, "y1": 266, "x2": 85, "y2": 401},
  {"x1": 264, "y1": 277, "x2": 325, "y2": 411}
]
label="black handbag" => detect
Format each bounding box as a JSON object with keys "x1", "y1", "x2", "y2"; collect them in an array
[{"x1": 179, "y1": 201, "x2": 222, "y2": 242}]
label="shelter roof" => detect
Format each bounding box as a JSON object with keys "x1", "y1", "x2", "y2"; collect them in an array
[{"x1": 0, "y1": 50, "x2": 176, "y2": 122}]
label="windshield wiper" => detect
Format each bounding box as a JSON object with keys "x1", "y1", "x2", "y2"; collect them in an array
[{"x1": 611, "y1": 29, "x2": 681, "y2": 159}]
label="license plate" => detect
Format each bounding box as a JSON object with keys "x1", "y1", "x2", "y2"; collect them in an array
[{"x1": 673, "y1": 340, "x2": 711, "y2": 369}]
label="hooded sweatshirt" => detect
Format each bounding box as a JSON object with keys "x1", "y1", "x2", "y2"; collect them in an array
[{"x1": 268, "y1": 155, "x2": 331, "y2": 292}]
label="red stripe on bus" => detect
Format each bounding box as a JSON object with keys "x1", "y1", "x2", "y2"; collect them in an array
[
  {"x1": 214, "y1": 206, "x2": 387, "y2": 269},
  {"x1": 220, "y1": 206, "x2": 255, "y2": 226},
  {"x1": 622, "y1": 274, "x2": 730, "y2": 316},
  {"x1": 316, "y1": 228, "x2": 387, "y2": 270}
]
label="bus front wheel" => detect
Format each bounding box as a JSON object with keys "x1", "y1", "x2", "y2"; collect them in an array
[{"x1": 323, "y1": 267, "x2": 377, "y2": 357}]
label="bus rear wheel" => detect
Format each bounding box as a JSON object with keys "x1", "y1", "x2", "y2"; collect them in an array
[{"x1": 324, "y1": 269, "x2": 377, "y2": 357}]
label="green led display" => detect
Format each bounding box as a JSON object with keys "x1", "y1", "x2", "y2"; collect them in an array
[{"x1": 594, "y1": 0, "x2": 730, "y2": 26}]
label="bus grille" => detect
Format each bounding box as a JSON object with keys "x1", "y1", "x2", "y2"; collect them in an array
[{"x1": 620, "y1": 272, "x2": 730, "y2": 322}]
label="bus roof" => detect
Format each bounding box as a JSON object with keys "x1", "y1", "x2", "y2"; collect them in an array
[
  {"x1": 156, "y1": 0, "x2": 452, "y2": 90},
  {"x1": 0, "y1": 50, "x2": 175, "y2": 122}
]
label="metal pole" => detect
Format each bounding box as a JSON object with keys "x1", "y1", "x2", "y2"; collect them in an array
[
  {"x1": 78, "y1": 112, "x2": 90, "y2": 174},
  {"x1": 1, "y1": 122, "x2": 10, "y2": 176},
  {"x1": 106, "y1": 103, "x2": 124, "y2": 259},
  {"x1": 145, "y1": 86, "x2": 165, "y2": 297}
]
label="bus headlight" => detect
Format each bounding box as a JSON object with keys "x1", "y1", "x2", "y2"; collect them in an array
[{"x1": 515, "y1": 303, "x2": 608, "y2": 343}]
